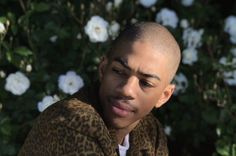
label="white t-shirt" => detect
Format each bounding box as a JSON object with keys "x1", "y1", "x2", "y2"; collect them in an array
[{"x1": 118, "y1": 134, "x2": 130, "y2": 156}]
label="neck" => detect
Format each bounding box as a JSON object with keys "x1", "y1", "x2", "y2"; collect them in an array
[
  {"x1": 114, "y1": 120, "x2": 140, "y2": 145},
  {"x1": 116, "y1": 129, "x2": 130, "y2": 145}
]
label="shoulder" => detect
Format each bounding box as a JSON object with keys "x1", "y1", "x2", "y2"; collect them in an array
[
  {"x1": 137, "y1": 113, "x2": 166, "y2": 142},
  {"x1": 144, "y1": 114, "x2": 168, "y2": 153},
  {"x1": 19, "y1": 97, "x2": 117, "y2": 156},
  {"x1": 38, "y1": 96, "x2": 108, "y2": 137},
  {"x1": 143, "y1": 113, "x2": 166, "y2": 135},
  {"x1": 129, "y1": 113, "x2": 168, "y2": 155}
]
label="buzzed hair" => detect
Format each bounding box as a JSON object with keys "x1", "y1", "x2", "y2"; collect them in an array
[{"x1": 107, "y1": 22, "x2": 181, "y2": 82}]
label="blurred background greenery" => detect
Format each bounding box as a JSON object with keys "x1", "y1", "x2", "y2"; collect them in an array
[{"x1": 0, "y1": 0, "x2": 236, "y2": 156}]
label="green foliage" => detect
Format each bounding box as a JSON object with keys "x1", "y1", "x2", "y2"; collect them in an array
[{"x1": 0, "y1": 0, "x2": 236, "y2": 156}]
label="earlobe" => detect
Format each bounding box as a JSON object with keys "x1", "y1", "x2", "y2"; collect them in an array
[
  {"x1": 98, "y1": 56, "x2": 108, "y2": 81},
  {"x1": 155, "y1": 84, "x2": 175, "y2": 108}
]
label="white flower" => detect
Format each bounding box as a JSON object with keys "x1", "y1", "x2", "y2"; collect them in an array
[
  {"x1": 114, "y1": 0, "x2": 123, "y2": 8},
  {"x1": 84, "y1": 16, "x2": 109, "y2": 43},
  {"x1": 173, "y1": 73, "x2": 188, "y2": 95},
  {"x1": 26, "y1": 64, "x2": 32, "y2": 72},
  {"x1": 49, "y1": 35, "x2": 58, "y2": 42},
  {"x1": 6, "y1": 20, "x2": 10, "y2": 27},
  {"x1": 164, "y1": 126, "x2": 172, "y2": 136},
  {"x1": 219, "y1": 56, "x2": 236, "y2": 67},
  {"x1": 93, "y1": 57, "x2": 100, "y2": 64},
  {"x1": 224, "y1": 16, "x2": 236, "y2": 44},
  {"x1": 230, "y1": 47, "x2": 236, "y2": 57},
  {"x1": 37, "y1": 95, "x2": 60, "y2": 112},
  {"x1": 155, "y1": 8, "x2": 179, "y2": 29},
  {"x1": 219, "y1": 56, "x2": 236, "y2": 86},
  {"x1": 216, "y1": 127, "x2": 221, "y2": 136},
  {"x1": 81, "y1": 4, "x2": 85, "y2": 10},
  {"x1": 5, "y1": 71, "x2": 30, "y2": 95},
  {"x1": 181, "y1": 0, "x2": 194, "y2": 7},
  {"x1": 151, "y1": 6, "x2": 157, "y2": 12},
  {"x1": 0, "y1": 22, "x2": 6, "y2": 34},
  {"x1": 180, "y1": 19, "x2": 189, "y2": 29},
  {"x1": 229, "y1": 36, "x2": 236, "y2": 43},
  {"x1": 0, "y1": 102, "x2": 2, "y2": 111},
  {"x1": 182, "y1": 28, "x2": 204, "y2": 48},
  {"x1": 0, "y1": 70, "x2": 6, "y2": 78},
  {"x1": 58, "y1": 71, "x2": 84, "y2": 95},
  {"x1": 131, "y1": 18, "x2": 138, "y2": 24},
  {"x1": 106, "y1": 2, "x2": 113, "y2": 12},
  {"x1": 76, "y1": 33, "x2": 82, "y2": 40},
  {"x1": 139, "y1": 0, "x2": 157, "y2": 8},
  {"x1": 109, "y1": 21, "x2": 120, "y2": 39},
  {"x1": 182, "y1": 48, "x2": 198, "y2": 65},
  {"x1": 219, "y1": 57, "x2": 227, "y2": 65},
  {"x1": 223, "y1": 70, "x2": 236, "y2": 86}
]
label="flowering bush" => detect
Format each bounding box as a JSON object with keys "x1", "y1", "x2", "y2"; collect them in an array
[{"x1": 0, "y1": 0, "x2": 236, "y2": 155}]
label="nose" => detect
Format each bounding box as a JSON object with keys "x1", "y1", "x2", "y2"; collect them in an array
[{"x1": 118, "y1": 76, "x2": 138, "y2": 99}]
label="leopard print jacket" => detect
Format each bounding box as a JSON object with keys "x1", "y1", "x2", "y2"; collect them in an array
[{"x1": 18, "y1": 87, "x2": 168, "y2": 156}]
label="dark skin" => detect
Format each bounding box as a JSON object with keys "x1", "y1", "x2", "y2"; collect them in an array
[{"x1": 98, "y1": 40, "x2": 176, "y2": 144}]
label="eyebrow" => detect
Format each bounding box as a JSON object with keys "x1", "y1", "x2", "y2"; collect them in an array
[{"x1": 113, "y1": 57, "x2": 161, "y2": 81}]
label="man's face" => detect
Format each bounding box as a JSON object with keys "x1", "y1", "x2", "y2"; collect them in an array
[{"x1": 99, "y1": 40, "x2": 175, "y2": 130}]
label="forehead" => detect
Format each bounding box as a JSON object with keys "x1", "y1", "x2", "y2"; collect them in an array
[
  {"x1": 112, "y1": 40, "x2": 156, "y2": 58},
  {"x1": 110, "y1": 40, "x2": 170, "y2": 77},
  {"x1": 111, "y1": 40, "x2": 166, "y2": 62}
]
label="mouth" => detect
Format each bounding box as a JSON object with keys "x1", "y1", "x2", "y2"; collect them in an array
[{"x1": 108, "y1": 97, "x2": 134, "y2": 117}]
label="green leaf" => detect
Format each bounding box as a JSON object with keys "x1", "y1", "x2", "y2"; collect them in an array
[
  {"x1": 232, "y1": 144, "x2": 236, "y2": 156},
  {"x1": 0, "y1": 17, "x2": 8, "y2": 23},
  {"x1": 6, "y1": 51, "x2": 12, "y2": 62},
  {"x1": 7, "y1": 12, "x2": 15, "y2": 21},
  {"x1": 216, "y1": 145, "x2": 230, "y2": 156},
  {"x1": 15, "y1": 47, "x2": 33, "y2": 56},
  {"x1": 201, "y1": 106, "x2": 218, "y2": 124},
  {"x1": 0, "y1": 124, "x2": 11, "y2": 136},
  {"x1": 0, "y1": 117, "x2": 11, "y2": 136},
  {"x1": 33, "y1": 3, "x2": 50, "y2": 12}
]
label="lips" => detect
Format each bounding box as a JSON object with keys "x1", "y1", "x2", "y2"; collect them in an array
[{"x1": 108, "y1": 97, "x2": 134, "y2": 117}]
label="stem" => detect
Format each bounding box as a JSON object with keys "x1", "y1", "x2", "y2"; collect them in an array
[
  {"x1": 18, "y1": 0, "x2": 26, "y2": 13},
  {"x1": 232, "y1": 144, "x2": 236, "y2": 156}
]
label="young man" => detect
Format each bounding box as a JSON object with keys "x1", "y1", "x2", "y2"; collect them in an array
[{"x1": 18, "y1": 22, "x2": 181, "y2": 156}]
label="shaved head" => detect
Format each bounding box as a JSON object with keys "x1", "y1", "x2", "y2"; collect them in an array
[
  {"x1": 99, "y1": 22, "x2": 181, "y2": 132},
  {"x1": 107, "y1": 22, "x2": 181, "y2": 82}
]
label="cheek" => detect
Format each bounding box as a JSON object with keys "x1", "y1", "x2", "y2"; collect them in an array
[
  {"x1": 101, "y1": 72, "x2": 120, "y2": 91},
  {"x1": 137, "y1": 92, "x2": 160, "y2": 112}
]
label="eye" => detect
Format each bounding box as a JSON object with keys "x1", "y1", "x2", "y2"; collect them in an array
[{"x1": 139, "y1": 79, "x2": 153, "y2": 88}]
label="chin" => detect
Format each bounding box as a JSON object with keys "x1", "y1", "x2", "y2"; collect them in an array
[{"x1": 107, "y1": 118, "x2": 130, "y2": 129}]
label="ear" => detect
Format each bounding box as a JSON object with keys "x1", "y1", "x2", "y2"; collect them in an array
[
  {"x1": 98, "y1": 56, "x2": 108, "y2": 82},
  {"x1": 155, "y1": 84, "x2": 175, "y2": 108}
]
